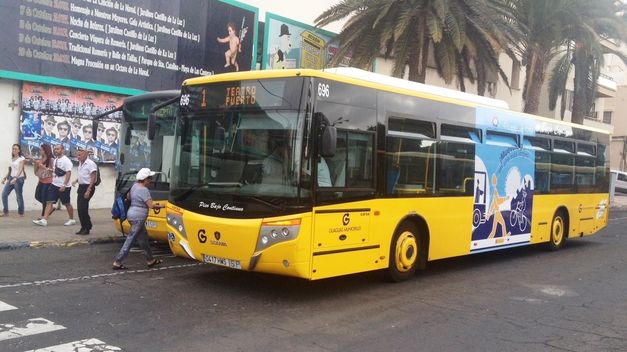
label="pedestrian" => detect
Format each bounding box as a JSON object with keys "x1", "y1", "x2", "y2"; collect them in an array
[
  {"x1": 31, "y1": 143, "x2": 54, "y2": 219},
  {"x1": 33, "y1": 144, "x2": 76, "y2": 226},
  {"x1": 1, "y1": 144, "x2": 26, "y2": 217},
  {"x1": 72, "y1": 147, "x2": 97, "y2": 235},
  {"x1": 112, "y1": 168, "x2": 164, "y2": 270}
]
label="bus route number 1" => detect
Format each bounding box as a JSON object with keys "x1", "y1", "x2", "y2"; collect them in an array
[{"x1": 318, "y1": 83, "x2": 330, "y2": 98}]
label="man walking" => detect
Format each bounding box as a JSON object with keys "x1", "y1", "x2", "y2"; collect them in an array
[
  {"x1": 73, "y1": 147, "x2": 97, "y2": 234},
  {"x1": 33, "y1": 144, "x2": 76, "y2": 226}
]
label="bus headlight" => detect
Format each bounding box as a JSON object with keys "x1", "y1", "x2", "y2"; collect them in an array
[
  {"x1": 166, "y1": 213, "x2": 187, "y2": 239},
  {"x1": 255, "y1": 218, "x2": 300, "y2": 252}
]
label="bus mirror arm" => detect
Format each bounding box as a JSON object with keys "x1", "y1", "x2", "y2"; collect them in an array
[
  {"x1": 147, "y1": 112, "x2": 157, "y2": 140},
  {"x1": 213, "y1": 125, "x2": 225, "y2": 149}
]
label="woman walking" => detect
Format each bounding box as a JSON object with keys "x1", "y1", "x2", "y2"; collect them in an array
[
  {"x1": 112, "y1": 168, "x2": 164, "y2": 270},
  {"x1": 1, "y1": 144, "x2": 26, "y2": 217},
  {"x1": 31, "y1": 144, "x2": 54, "y2": 219}
]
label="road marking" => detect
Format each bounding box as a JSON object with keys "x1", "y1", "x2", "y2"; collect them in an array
[
  {"x1": 0, "y1": 263, "x2": 205, "y2": 289},
  {"x1": 24, "y1": 338, "x2": 122, "y2": 351},
  {"x1": 609, "y1": 216, "x2": 627, "y2": 222},
  {"x1": 0, "y1": 300, "x2": 17, "y2": 312},
  {"x1": 0, "y1": 317, "x2": 65, "y2": 341}
]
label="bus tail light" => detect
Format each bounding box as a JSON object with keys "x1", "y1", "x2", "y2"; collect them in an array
[
  {"x1": 255, "y1": 218, "x2": 301, "y2": 252},
  {"x1": 166, "y1": 213, "x2": 187, "y2": 239}
]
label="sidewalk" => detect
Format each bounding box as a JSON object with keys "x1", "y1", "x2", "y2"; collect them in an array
[
  {"x1": 1, "y1": 195, "x2": 627, "y2": 251},
  {"x1": 0, "y1": 208, "x2": 125, "y2": 250}
]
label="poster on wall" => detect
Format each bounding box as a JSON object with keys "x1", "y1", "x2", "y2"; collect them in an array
[
  {"x1": 0, "y1": 0, "x2": 258, "y2": 93},
  {"x1": 262, "y1": 13, "x2": 351, "y2": 70},
  {"x1": 20, "y1": 82, "x2": 125, "y2": 163}
]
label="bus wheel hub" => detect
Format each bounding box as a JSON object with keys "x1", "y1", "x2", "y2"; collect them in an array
[{"x1": 396, "y1": 231, "x2": 417, "y2": 272}]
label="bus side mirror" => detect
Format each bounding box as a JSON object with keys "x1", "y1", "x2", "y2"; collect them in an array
[
  {"x1": 147, "y1": 112, "x2": 156, "y2": 140},
  {"x1": 320, "y1": 125, "x2": 336, "y2": 158}
]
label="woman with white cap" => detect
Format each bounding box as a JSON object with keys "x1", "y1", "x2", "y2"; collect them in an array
[{"x1": 112, "y1": 167, "x2": 165, "y2": 270}]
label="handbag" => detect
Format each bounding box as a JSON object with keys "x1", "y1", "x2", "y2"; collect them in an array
[{"x1": 54, "y1": 159, "x2": 66, "y2": 177}]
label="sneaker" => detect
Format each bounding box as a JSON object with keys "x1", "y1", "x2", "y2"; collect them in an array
[
  {"x1": 64, "y1": 219, "x2": 77, "y2": 226},
  {"x1": 33, "y1": 219, "x2": 47, "y2": 226}
]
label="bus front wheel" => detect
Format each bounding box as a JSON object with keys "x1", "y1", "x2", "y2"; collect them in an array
[
  {"x1": 547, "y1": 211, "x2": 567, "y2": 251},
  {"x1": 386, "y1": 222, "x2": 421, "y2": 282}
]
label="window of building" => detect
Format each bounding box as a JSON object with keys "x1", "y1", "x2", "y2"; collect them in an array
[{"x1": 603, "y1": 111, "x2": 612, "y2": 124}]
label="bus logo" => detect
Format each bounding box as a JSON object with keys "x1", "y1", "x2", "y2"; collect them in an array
[
  {"x1": 198, "y1": 229, "x2": 207, "y2": 243},
  {"x1": 214, "y1": 231, "x2": 221, "y2": 240},
  {"x1": 342, "y1": 213, "x2": 350, "y2": 226}
]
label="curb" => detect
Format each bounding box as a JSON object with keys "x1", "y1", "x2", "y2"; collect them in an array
[{"x1": 0, "y1": 236, "x2": 126, "y2": 251}]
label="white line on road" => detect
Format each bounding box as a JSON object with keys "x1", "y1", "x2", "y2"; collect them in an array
[
  {"x1": 0, "y1": 317, "x2": 65, "y2": 342},
  {"x1": 0, "y1": 300, "x2": 17, "y2": 312},
  {"x1": 0, "y1": 263, "x2": 205, "y2": 289},
  {"x1": 24, "y1": 338, "x2": 122, "y2": 351}
]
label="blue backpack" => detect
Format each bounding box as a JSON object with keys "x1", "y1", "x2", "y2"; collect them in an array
[{"x1": 111, "y1": 190, "x2": 131, "y2": 222}]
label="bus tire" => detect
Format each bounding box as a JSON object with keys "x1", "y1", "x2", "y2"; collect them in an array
[
  {"x1": 547, "y1": 210, "x2": 567, "y2": 251},
  {"x1": 386, "y1": 222, "x2": 421, "y2": 282}
]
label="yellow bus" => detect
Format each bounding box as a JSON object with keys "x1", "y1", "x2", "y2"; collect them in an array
[
  {"x1": 164, "y1": 68, "x2": 610, "y2": 281},
  {"x1": 99, "y1": 91, "x2": 179, "y2": 241}
]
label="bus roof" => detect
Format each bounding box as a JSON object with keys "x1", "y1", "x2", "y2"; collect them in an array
[
  {"x1": 184, "y1": 68, "x2": 508, "y2": 109},
  {"x1": 183, "y1": 69, "x2": 609, "y2": 135}
]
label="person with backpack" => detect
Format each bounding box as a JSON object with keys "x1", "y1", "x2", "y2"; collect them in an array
[
  {"x1": 112, "y1": 168, "x2": 164, "y2": 270},
  {"x1": 72, "y1": 147, "x2": 97, "y2": 235}
]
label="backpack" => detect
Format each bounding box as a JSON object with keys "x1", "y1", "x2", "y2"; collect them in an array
[
  {"x1": 95, "y1": 165, "x2": 102, "y2": 186},
  {"x1": 111, "y1": 189, "x2": 131, "y2": 222}
]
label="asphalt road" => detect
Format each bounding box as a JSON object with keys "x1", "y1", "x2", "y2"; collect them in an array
[{"x1": 1, "y1": 211, "x2": 627, "y2": 352}]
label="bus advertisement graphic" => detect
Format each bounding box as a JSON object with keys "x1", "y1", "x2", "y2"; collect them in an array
[{"x1": 471, "y1": 108, "x2": 535, "y2": 252}]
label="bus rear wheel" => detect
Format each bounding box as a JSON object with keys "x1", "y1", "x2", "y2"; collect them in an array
[
  {"x1": 386, "y1": 222, "x2": 421, "y2": 282},
  {"x1": 547, "y1": 211, "x2": 566, "y2": 251}
]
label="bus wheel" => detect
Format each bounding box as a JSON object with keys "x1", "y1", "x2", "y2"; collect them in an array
[
  {"x1": 547, "y1": 211, "x2": 566, "y2": 251},
  {"x1": 387, "y1": 222, "x2": 420, "y2": 282}
]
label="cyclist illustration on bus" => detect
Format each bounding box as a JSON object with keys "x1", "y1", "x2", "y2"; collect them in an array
[{"x1": 471, "y1": 134, "x2": 535, "y2": 253}]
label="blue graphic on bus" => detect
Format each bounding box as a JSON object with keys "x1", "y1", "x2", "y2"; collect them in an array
[{"x1": 471, "y1": 107, "x2": 536, "y2": 253}]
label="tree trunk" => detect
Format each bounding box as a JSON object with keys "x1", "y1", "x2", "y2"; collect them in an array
[
  {"x1": 571, "y1": 45, "x2": 589, "y2": 125},
  {"x1": 523, "y1": 50, "x2": 546, "y2": 115}
]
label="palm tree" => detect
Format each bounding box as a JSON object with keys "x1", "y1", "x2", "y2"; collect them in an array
[
  {"x1": 547, "y1": 0, "x2": 627, "y2": 124},
  {"x1": 505, "y1": 0, "x2": 575, "y2": 114},
  {"x1": 315, "y1": 0, "x2": 520, "y2": 95}
]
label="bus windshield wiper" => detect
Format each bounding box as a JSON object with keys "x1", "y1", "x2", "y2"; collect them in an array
[
  {"x1": 245, "y1": 196, "x2": 283, "y2": 211},
  {"x1": 174, "y1": 183, "x2": 216, "y2": 201}
]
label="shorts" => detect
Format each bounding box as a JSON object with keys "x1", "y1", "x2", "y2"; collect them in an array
[{"x1": 47, "y1": 184, "x2": 72, "y2": 205}]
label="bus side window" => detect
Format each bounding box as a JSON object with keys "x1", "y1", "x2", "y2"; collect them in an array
[
  {"x1": 386, "y1": 117, "x2": 436, "y2": 195},
  {"x1": 437, "y1": 124, "x2": 478, "y2": 195}
]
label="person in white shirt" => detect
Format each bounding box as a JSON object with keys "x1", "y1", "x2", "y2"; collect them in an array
[
  {"x1": 33, "y1": 144, "x2": 76, "y2": 226},
  {"x1": 72, "y1": 147, "x2": 97, "y2": 235},
  {"x1": 1, "y1": 144, "x2": 26, "y2": 217}
]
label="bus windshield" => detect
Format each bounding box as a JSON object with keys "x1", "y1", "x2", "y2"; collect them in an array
[
  {"x1": 171, "y1": 78, "x2": 308, "y2": 216},
  {"x1": 171, "y1": 110, "x2": 306, "y2": 209}
]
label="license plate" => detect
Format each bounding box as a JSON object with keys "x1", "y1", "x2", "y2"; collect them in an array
[
  {"x1": 145, "y1": 220, "x2": 158, "y2": 229},
  {"x1": 202, "y1": 254, "x2": 242, "y2": 269}
]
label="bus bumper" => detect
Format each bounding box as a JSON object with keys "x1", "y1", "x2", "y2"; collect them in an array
[{"x1": 165, "y1": 205, "x2": 313, "y2": 279}]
